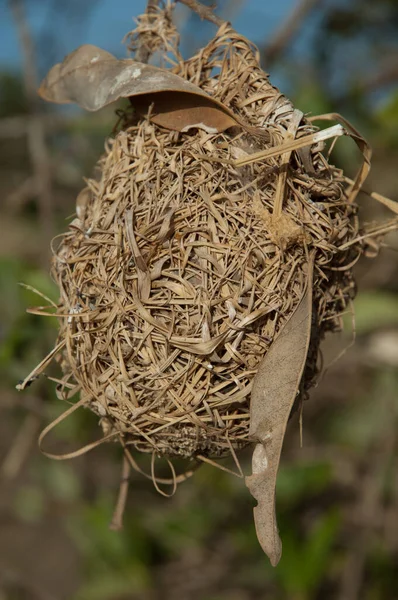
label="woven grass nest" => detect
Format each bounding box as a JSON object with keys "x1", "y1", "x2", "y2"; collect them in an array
[{"x1": 20, "y1": 6, "x2": 398, "y2": 565}]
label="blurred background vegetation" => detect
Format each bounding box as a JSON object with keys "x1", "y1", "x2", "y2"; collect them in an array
[{"x1": 0, "y1": 0, "x2": 397, "y2": 598}]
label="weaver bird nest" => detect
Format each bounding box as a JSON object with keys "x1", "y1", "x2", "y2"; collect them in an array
[{"x1": 20, "y1": 5, "x2": 397, "y2": 565}]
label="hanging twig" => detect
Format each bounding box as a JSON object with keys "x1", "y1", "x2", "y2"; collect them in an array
[
  {"x1": 146, "y1": 0, "x2": 163, "y2": 15},
  {"x1": 9, "y1": 0, "x2": 54, "y2": 263},
  {"x1": 109, "y1": 455, "x2": 131, "y2": 530},
  {"x1": 1, "y1": 413, "x2": 41, "y2": 479},
  {"x1": 134, "y1": 0, "x2": 163, "y2": 63},
  {"x1": 177, "y1": 0, "x2": 225, "y2": 27}
]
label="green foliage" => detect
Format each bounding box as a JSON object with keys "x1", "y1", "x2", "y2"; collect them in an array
[
  {"x1": 13, "y1": 484, "x2": 45, "y2": 523},
  {"x1": 0, "y1": 71, "x2": 28, "y2": 117},
  {"x1": 291, "y1": 79, "x2": 332, "y2": 117},
  {"x1": 69, "y1": 496, "x2": 152, "y2": 600},
  {"x1": 274, "y1": 511, "x2": 341, "y2": 599},
  {"x1": 0, "y1": 257, "x2": 57, "y2": 382},
  {"x1": 347, "y1": 291, "x2": 398, "y2": 334},
  {"x1": 374, "y1": 90, "x2": 398, "y2": 147},
  {"x1": 366, "y1": 546, "x2": 398, "y2": 600},
  {"x1": 277, "y1": 463, "x2": 333, "y2": 506}
]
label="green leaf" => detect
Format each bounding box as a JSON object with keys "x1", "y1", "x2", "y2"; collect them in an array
[
  {"x1": 345, "y1": 292, "x2": 398, "y2": 334},
  {"x1": 275, "y1": 511, "x2": 340, "y2": 596},
  {"x1": 14, "y1": 485, "x2": 45, "y2": 523}
]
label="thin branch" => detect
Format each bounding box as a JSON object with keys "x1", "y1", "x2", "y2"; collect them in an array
[
  {"x1": 177, "y1": 0, "x2": 225, "y2": 27},
  {"x1": 134, "y1": 0, "x2": 163, "y2": 63},
  {"x1": 262, "y1": 0, "x2": 321, "y2": 66},
  {"x1": 9, "y1": 0, "x2": 54, "y2": 261},
  {"x1": 147, "y1": 0, "x2": 162, "y2": 10},
  {"x1": 109, "y1": 455, "x2": 131, "y2": 530},
  {"x1": 1, "y1": 413, "x2": 41, "y2": 479}
]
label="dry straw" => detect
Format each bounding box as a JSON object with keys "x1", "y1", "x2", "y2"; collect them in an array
[{"x1": 18, "y1": 2, "x2": 397, "y2": 564}]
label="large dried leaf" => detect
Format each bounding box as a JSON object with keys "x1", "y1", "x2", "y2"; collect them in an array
[
  {"x1": 245, "y1": 258, "x2": 314, "y2": 566},
  {"x1": 38, "y1": 44, "x2": 248, "y2": 133}
]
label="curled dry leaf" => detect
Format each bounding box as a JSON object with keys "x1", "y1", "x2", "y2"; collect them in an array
[
  {"x1": 38, "y1": 44, "x2": 253, "y2": 134},
  {"x1": 245, "y1": 258, "x2": 314, "y2": 566}
]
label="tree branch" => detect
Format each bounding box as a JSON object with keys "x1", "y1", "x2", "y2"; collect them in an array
[
  {"x1": 177, "y1": 0, "x2": 225, "y2": 27},
  {"x1": 134, "y1": 0, "x2": 163, "y2": 63},
  {"x1": 109, "y1": 455, "x2": 131, "y2": 531},
  {"x1": 262, "y1": 0, "x2": 321, "y2": 66}
]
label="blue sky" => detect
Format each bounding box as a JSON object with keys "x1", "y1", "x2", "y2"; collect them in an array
[{"x1": 0, "y1": 0, "x2": 302, "y2": 73}]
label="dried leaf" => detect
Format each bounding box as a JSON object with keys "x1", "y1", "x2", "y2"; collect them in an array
[
  {"x1": 133, "y1": 91, "x2": 239, "y2": 134},
  {"x1": 75, "y1": 186, "x2": 91, "y2": 221},
  {"x1": 245, "y1": 258, "x2": 314, "y2": 566},
  {"x1": 38, "y1": 44, "x2": 249, "y2": 133}
]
